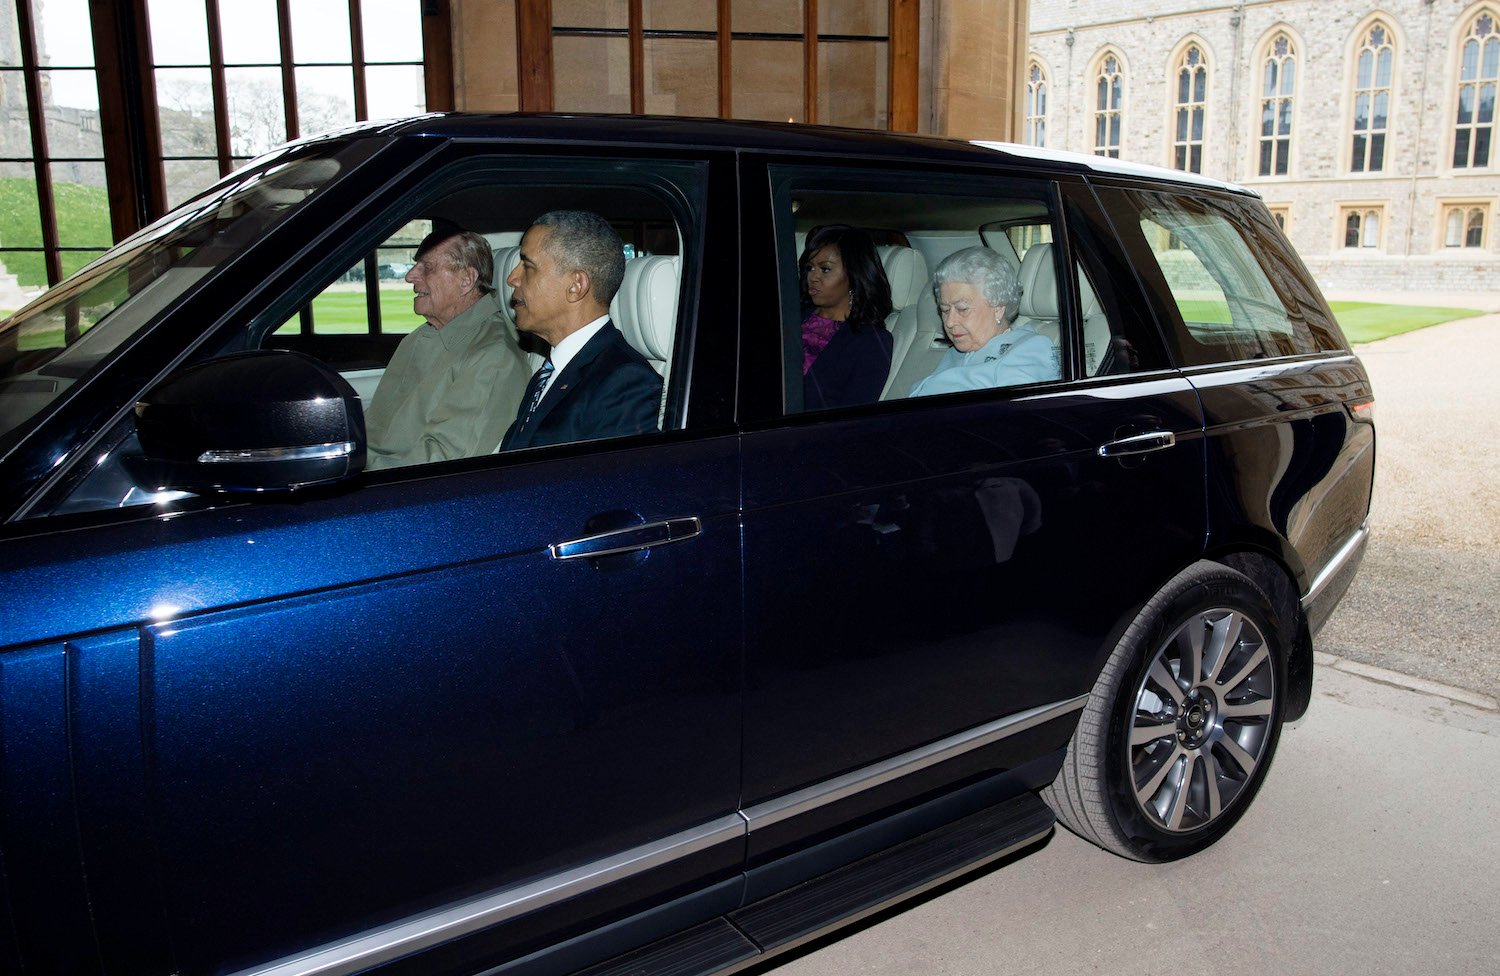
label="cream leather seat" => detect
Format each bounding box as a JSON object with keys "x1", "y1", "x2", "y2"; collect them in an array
[
  {"x1": 1013, "y1": 242, "x2": 1111, "y2": 376},
  {"x1": 878, "y1": 244, "x2": 939, "y2": 400},
  {"x1": 492, "y1": 244, "x2": 522, "y2": 329},
  {"x1": 1013, "y1": 243, "x2": 1064, "y2": 375},
  {"x1": 610, "y1": 254, "x2": 680, "y2": 426},
  {"x1": 878, "y1": 244, "x2": 928, "y2": 328}
]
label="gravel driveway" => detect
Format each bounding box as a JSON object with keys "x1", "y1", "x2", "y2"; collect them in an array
[{"x1": 1316, "y1": 311, "x2": 1500, "y2": 705}]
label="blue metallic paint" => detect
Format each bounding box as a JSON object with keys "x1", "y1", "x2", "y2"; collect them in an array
[{"x1": 0, "y1": 116, "x2": 1376, "y2": 976}]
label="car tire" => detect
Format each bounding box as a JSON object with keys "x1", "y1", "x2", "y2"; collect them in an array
[{"x1": 1043, "y1": 560, "x2": 1287, "y2": 862}]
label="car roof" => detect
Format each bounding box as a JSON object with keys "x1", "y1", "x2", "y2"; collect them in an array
[{"x1": 354, "y1": 113, "x2": 1258, "y2": 198}]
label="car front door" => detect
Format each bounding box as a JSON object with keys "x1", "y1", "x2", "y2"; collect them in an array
[{"x1": 0, "y1": 142, "x2": 745, "y2": 976}]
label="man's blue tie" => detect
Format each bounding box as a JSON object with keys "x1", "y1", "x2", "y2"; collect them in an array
[{"x1": 525, "y1": 359, "x2": 554, "y2": 419}]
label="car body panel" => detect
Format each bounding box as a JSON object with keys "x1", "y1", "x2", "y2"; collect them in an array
[{"x1": 0, "y1": 114, "x2": 1373, "y2": 976}]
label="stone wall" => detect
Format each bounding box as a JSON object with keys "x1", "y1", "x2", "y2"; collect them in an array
[{"x1": 1029, "y1": 0, "x2": 1500, "y2": 295}]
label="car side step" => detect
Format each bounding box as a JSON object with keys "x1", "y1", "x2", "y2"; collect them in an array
[{"x1": 577, "y1": 792, "x2": 1055, "y2": 976}]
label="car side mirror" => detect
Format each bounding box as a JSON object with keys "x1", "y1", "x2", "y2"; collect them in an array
[{"x1": 126, "y1": 349, "x2": 366, "y2": 494}]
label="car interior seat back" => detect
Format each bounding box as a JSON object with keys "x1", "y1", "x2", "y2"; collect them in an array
[
  {"x1": 492, "y1": 245, "x2": 522, "y2": 330},
  {"x1": 1013, "y1": 242, "x2": 1063, "y2": 374},
  {"x1": 610, "y1": 254, "x2": 681, "y2": 426},
  {"x1": 880, "y1": 278, "x2": 947, "y2": 400}
]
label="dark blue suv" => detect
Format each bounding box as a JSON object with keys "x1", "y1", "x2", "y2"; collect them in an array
[{"x1": 0, "y1": 116, "x2": 1374, "y2": 976}]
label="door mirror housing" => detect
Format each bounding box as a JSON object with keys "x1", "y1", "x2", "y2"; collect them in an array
[{"x1": 127, "y1": 350, "x2": 366, "y2": 494}]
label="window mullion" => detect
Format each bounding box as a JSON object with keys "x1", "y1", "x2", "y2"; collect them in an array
[
  {"x1": 803, "y1": 0, "x2": 817, "y2": 125},
  {"x1": 349, "y1": 0, "x2": 369, "y2": 120},
  {"x1": 15, "y1": 0, "x2": 62, "y2": 286},
  {"x1": 204, "y1": 0, "x2": 233, "y2": 177},
  {"x1": 276, "y1": 0, "x2": 299, "y2": 139},
  {"x1": 716, "y1": 0, "x2": 731, "y2": 118},
  {"x1": 629, "y1": 0, "x2": 644, "y2": 114}
]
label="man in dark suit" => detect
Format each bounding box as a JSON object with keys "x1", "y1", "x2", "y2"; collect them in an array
[{"x1": 499, "y1": 210, "x2": 662, "y2": 451}]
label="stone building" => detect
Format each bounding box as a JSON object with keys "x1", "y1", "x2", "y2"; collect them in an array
[{"x1": 1028, "y1": 0, "x2": 1500, "y2": 293}]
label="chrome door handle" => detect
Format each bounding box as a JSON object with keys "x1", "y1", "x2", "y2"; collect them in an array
[
  {"x1": 549, "y1": 517, "x2": 702, "y2": 561},
  {"x1": 1097, "y1": 431, "x2": 1177, "y2": 457}
]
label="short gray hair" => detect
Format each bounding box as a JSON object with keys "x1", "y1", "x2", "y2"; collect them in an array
[
  {"x1": 931, "y1": 246, "x2": 1021, "y2": 323},
  {"x1": 416, "y1": 230, "x2": 495, "y2": 294},
  {"x1": 533, "y1": 210, "x2": 626, "y2": 306}
]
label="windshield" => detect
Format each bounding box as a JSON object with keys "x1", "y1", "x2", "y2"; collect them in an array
[{"x1": 0, "y1": 141, "x2": 361, "y2": 453}]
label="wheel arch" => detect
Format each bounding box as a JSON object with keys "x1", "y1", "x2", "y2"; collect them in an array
[{"x1": 1209, "y1": 547, "x2": 1314, "y2": 722}]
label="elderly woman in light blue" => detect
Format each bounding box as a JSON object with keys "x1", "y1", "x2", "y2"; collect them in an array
[{"x1": 909, "y1": 246, "x2": 1058, "y2": 397}]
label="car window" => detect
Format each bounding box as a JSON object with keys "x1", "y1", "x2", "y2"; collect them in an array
[
  {"x1": 770, "y1": 168, "x2": 1066, "y2": 414},
  {"x1": 1098, "y1": 186, "x2": 1345, "y2": 366},
  {"x1": 0, "y1": 142, "x2": 366, "y2": 458},
  {"x1": 40, "y1": 155, "x2": 707, "y2": 515}
]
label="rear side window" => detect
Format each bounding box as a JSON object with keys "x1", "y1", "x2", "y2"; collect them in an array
[
  {"x1": 769, "y1": 167, "x2": 1075, "y2": 414},
  {"x1": 1098, "y1": 186, "x2": 1345, "y2": 365}
]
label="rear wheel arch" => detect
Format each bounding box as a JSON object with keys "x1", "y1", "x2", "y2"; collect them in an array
[{"x1": 1215, "y1": 549, "x2": 1314, "y2": 722}]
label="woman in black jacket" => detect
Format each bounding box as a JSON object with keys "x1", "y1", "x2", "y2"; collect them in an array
[{"x1": 799, "y1": 225, "x2": 894, "y2": 411}]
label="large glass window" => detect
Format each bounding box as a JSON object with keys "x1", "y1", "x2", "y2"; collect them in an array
[
  {"x1": 0, "y1": 0, "x2": 113, "y2": 301},
  {"x1": 1351, "y1": 22, "x2": 1394, "y2": 173},
  {"x1": 551, "y1": 0, "x2": 898, "y2": 129},
  {"x1": 1025, "y1": 59, "x2": 1047, "y2": 147},
  {"x1": 1259, "y1": 33, "x2": 1295, "y2": 177},
  {"x1": 0, "y1": 141, "x2": 361, "y2": 457},
  {"x1": 1453, "y1": 10, "x2": 1498, "y2": 168},
  {"x1": 0, "y1": 1, "x2": 439, "y2": 311},
  {"x1": 37, "y1": 152, "x2": 706, "y2": 514},
  {"x1": 146, "y1": 0, "x2": 427, "y2": 209},
  {"x1": 1094, "y1": 53, "x2": 1123, "y2": 158},
  {"x1": 1173, "y1": 44, "x2": 1208, "y2": 173},
  {"x1": 1107, "y1": 188, "x2": 1343, "y2": 365}
]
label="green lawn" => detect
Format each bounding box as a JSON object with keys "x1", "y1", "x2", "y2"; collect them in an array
[
  {"x1": 1326, "y1": 301, "x2": 1485, "y2": 344},
  {"x1": 289, "y1": 288, "x2": 425, "y2": 334},
  {"x1": 0, "y1": 177, "x2": 113, "y2": 287},
  {"x1": 1175, "y1": 298, "x2": 1482, "y2": 343}
]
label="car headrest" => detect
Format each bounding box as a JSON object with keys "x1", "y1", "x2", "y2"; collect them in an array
[
  {"x1": 610, "y1": 254, "x2": 679, "y2": 370},
  {"x1": 879, "y1": 244, "x2": 930, "y2": 312},
  {"x1": 492, "y1": 245, "x2": 521, "y2": 328},
  {"x1": 1079, "y1": 270, "x2": 1102, "y2": 319},
  {"x1": 1016, "y1": 242, "x2": 1058, "y2": 320}
]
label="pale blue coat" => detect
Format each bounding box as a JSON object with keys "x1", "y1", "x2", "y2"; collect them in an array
[{"x1": 908, "y1": 325, "x2": 1058, "y2": 397}]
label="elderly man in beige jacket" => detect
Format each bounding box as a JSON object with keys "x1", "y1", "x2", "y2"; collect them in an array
[{"x1": 363, "y1": 230, "x2": 530, "y2": 471}]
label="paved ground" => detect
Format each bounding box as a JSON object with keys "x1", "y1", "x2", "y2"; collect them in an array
[
  {"x1": 1317, "y1": 310, "x2": 1500, "y2": 705},
  {"x1": 770, "y1": 665, "x2": 1500, "y2": 976},
  {"x1": 767, "y1": 306, "x2": 1500, "y2": 976}
]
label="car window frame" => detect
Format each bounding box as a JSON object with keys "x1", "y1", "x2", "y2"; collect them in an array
[
  {"x1": 762, "y1": 161, "x2": 1071, "y2": 419},
  {"x1": 11, "y1": 143, "x2": 726, "y2": 530},
  {"x1": 1086, "y1": 180, "x2": 1346, "y2": 369}
]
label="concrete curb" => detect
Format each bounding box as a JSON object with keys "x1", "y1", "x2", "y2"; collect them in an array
[{"x1": 1314, "y1": 651, "x2": 1499, "y2": 711}]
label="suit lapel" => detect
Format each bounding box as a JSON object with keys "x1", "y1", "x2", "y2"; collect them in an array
[{"x1": 523, "y1": 322, "x2": 617, "y2": 435}]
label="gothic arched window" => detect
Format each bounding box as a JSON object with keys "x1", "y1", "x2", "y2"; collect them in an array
[
  {"x1": 1453, "y1": 10, "x2": 1499, "y2": 168},
  {"x1": 1173, "y1": 44, "x2": 1209, "y2": 173},
  {"x1": 1094, "y1": 53, "x2": 1123, "y2": 158},
  {"x1": 1259, "y1": 34, "x2": 1295, "y2": 176},
  {"x1": 1351, "y1": 22, "x2": 1395, "y2": 172}
]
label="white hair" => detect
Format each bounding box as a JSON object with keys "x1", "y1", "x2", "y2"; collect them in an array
[{"x1": 931, "y1": 247, "x2": 1021, "y2": 323}]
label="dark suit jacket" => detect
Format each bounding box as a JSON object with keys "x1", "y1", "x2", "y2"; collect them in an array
[
  {"x1": 804, "y1": 320, "x2": 894, "y2": 411},
  {"x1": 501, "y1": 323, "x2": 663, "y2": 451}
]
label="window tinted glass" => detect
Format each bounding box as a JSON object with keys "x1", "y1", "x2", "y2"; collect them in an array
[
  {"x1": 1099, "y1": 186, "x2": 1344, "y2": 365},
  {"x1": 47, "y1": 156, "x2": 705, "y2": 515},
  {"x1": 0, "y1": 142, "x2": 362, "y2": 455},
  {"x1": 771, "y1": 167, "x2": 1065, "y2": 413}
]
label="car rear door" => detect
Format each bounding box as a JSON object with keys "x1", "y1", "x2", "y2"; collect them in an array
[{"x1": 734, "y1": 157, "x2": 1209, "y2": 876}]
